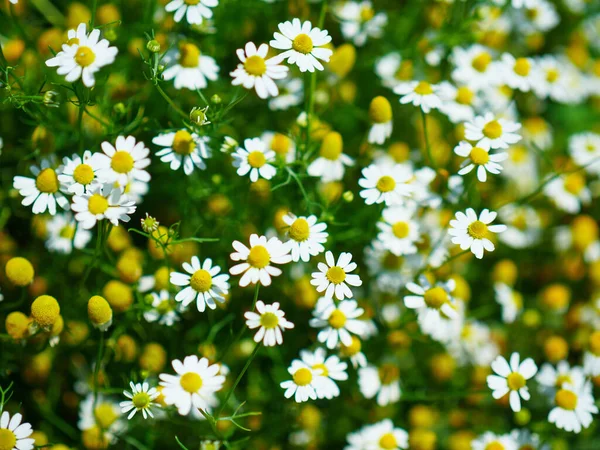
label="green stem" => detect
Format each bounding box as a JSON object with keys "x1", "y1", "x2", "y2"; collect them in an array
[
  {"x1": 90, "y1": 0, "x2": 98, "y2": 28},
  {"x1": 154, "y1": 83, "x2": 189, "y2": 121},
  {"x1": 421, "y1": 109, "x2": 436, "y2": 169},
  {"x1": 93, "y1": 330, "x2": 105, "y2": 409}
]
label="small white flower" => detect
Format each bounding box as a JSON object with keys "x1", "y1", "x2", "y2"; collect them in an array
[
  {"x1": 120, "y1": 381, "x2": 160, "y2": 420},
  {"x1": 543, "y1": 173, "x2": 591, "y2": 214},
  {"x1": 232, "y1": 138, "x2": 277, "y2": 182},
  {"x1": 583, "y1": 331, "x2": 600, "y2": 376},
  {"x1": 451, "y1": 45, "x2": 499, "y2": 90},
  {"x1": 464, "y1": 112, "x2": 522, "y2": 150},
  {"x1": 569, "y1": 132, "x2": 600, "y2": 174},
  {"x1": 376, "y1": 206, "x2": 420, "y2": 256},
  {"x1": 299, "y1": 347, "x2": 348, "y2": 399},
  {"x1": 454, "y1": 141, "x2": 507, "y2": 182},
  {"x1": 163, "y1": 43, "x2": 219, "y2": 90},
  {"x1": 153, "y1": 130, "x2": 212, "y2": 175},
  {"x1": 244, "y1": 301, "x2": 294, "y2": 346},
  {"x1": 335, "y1": 1, "x2": 388, "y2": 47},
  {"x1": 58, "y1": 150, "x2": 104, "y2": 195},
  {"x1": 78, "y1": 394, "x2": 123, "y2": 437},
  {"x1": 95, "y1": 135, "x2": 151, "y2": 186},
  {"x1": 0, "y1": 411, "x2": 34, "y2": 450},
  {"x1": 494, "y1": 283, "x2": 523, "y2": 323},
  {"x1": 500, "y1": 53, "x2": 536, "y2": 92},
  {"x1": 71, "y1": 183, "x2": 136, "y2": 229},
  {"x1": 471, "y1": 432, "x2": 518, "y2": 450},
  {"x1": 358, "y1": 162, "x2": 413, "y2": 206},
  {"x1": 487, "y1": 352, "x2": 538, "y2": 412},
  {"x1": 280, "y1": 360, "x2": 326, "y2": 403},
  {"x1": 309, "y1": 296, "x2": 366, "y2": 349},
  {"x1": 170, "y1": 257, "x2": 230, "y2": 312},
  {"x1": 347, "y1": 419, "x2": 408, "y2": 450},
  {"x1": 307, "y1": 131, "x2": 354, "y2": 182},
  {"x1": 283, "y1": 213, "x2": 328, "y2": 262},
  {"x1": 548, "y1": 380, "x2": 598, "y2": 433},
  {"x1": 268, "y1": 77, "x2": 304, "y2": 110},
  {"x1": 143, "y1": 290, "x2": 180, "y2": 326},
  {"x1": 536, "y1": 360, "x2": 586, "y2": 398},
  {"x1": 448, "y1": 208, "x2": 507, "y2": 259},
  {"x1": 231, "y1": 42, "x2": 288, "y2": 99},
  {"x1": 45, "y1": 212, "x2": 92, "y2": 254},
  {"x1": 404, "y1": 276, "x2": 459, "y2": 320},
  {"x1": 13, "y1": 159, "x2": 69, "y2": 215},
  {"x1": 394, "y1": 80, "x2": 441, "y2": 113},
  {"x1": 165, "y1": 0, "x2": 217, "y2": 25},
  {"x1": 438, "y1": 81, "x2": 480, "y2": 124},
  {"x1": 358, "y1": 364, "x2": 401, "y2": 406},
  {"x1": 368, "y1": 96, "x2": 393, "y2": 145},
  {"x1": 310, "y1": 251, "x2": 362, "y2": 300}
]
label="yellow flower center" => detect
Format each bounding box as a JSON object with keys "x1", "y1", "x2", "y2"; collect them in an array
[
  {"x1": 247, "y1": 245, "x2": 270, "y2": 268},
  {"x1": 184, "y1": 0, "x2": 200, "y2": 4},
  {"x1": 293, "y1": 367, "x2": 313, "y2": 386},
  {"x1": 320, "y1": 132, "x2": 343, "y2": 160},
  {"x1": 312, "y1": 363, "x2": 329, "y2": 377},
  {"x1": 341, "y1": 336, "x2": 362, "y2": 356},
  {"x1": 180, "y1": 372, "x2": 203, "y2": 393},
  {"x1": 514, "y1": 58, "x2": 531, "y2": 76},
  {"x1": 369, "y1": 96, "x2": 392, "y2": 123},
  {"x1": 0, "y1": 429, "x2": 17, "y2": 450},
  {"x1": 270, "y1": 134, "x2": 291, "y2": 156},
  {"x1": 483, "y1": 120, "x2": 503, "y2": 139},
  {"x1": 289, "y1": 218, "x2": 310, "y2": 242},
  {"x1": 67, "y1": 37, "x2": 80, "y2": 46},
  {"x1": 455, "y1": 86, "x2": 474, "y2": 105},
  {"x1": 360, "y1": 6, "x2": 375, "y2": 22},
  {"x1": 328, "y1": 309, "x2": 347, "y2": 329},
  {"x1": 180, "y1": 43, "x2": 200, "y2": 68},
  {"x1": 378, "y1": 363, "x2": 400, "y2": 384},
  {"x1": 423, "y1": 287, "x2": 449, "y2": 309},
  {"x1": 555, "y1": 374, "x2": 572, "y2": 387},
  {"x1": 73, "y1": 163, "x2": 95, "y2": 185},
  {"x1": 392, "y1": 221, "x2": 410, "y2": 239},
  {"x1": 244, "y1": 55, "x2": 267, "y2": 76},
  {"x1": 414, "y1": 81, "x2": 433, "y2": 95},
  {"x1": 589, "y1": 331, "x2": 600, "y2": 355},
  {"x1": 379, "y1": 433, "x2": 397, "y2": 450},
  {"x1": 157, "y1": 300, "x2": 173, "y2": 314},
  {"x1": 59, "y1": 225, "x2": 76, "y2": 239},
  {"x1": 546, "y1": 68, "x2": 559, "y2": 83},
  {"x1": 507, "y1": 372, "x2": 526, "y2": 390},
  {"x1": 132, "y1": 392, "x2": 150, "y2": 409},
  {"x1": 470, "y1": 147, "x2": 490, "y2": 165},
  {"x1": 512, "y1": 292, "x2": 523, "y2": 309},
  {"x1": 524, "y1": 117, "x2": 547, "y2": 134},
  {"x1": 36, "y1": 168, "x2": 59, "y2": 193},
  {"x1": 376, "y1": 175, "x2": 396, "y2": 193},
  {"x1": 111, "y1": 150, "x2": 134, "y2": 174},
  {"x1": 472, "y1": 52, "x2": 492, "y2": 72},
  {"x1": 510, "y1": 145, "x2": 527, "y2": 163},
  {"x1": 467, "y1": 220, "x2": 488, "y2": 239},
  {"x1": 94, "y1": 403, "x2": 118, "y2": 429},
  {"x1": 190, "y1": 269, "x2": 212, "y2": 293},
  {"x1": 247, "y1": 151, "x2": 266, "y2": 168},
  {"x1": 326, "y1": 266, "x2": 346, "y2": 285},
  {"x1": 383, "y1": 252, "x2": 403, "y2": 270},
  {"x1": 292, "y1": 33, "x2": 314, "y2": 54},
  {"x1": 88, "y1": 194, "x2": 109, "y2": 215},
  {"x1": 75, "y1": 46, "x2": 96, "y2": 67},
  {"x1": 555, "y1": 389, "x2": 578, "y2": 410},
  {"x1": 564, "y1": 173, "x2": 585, "y2": 194},
  {"x1": 260, "y1": 312, "x2": 279, "y2": 329},
  {"x1": 172, "y1": 130, "x2": 195, "y2": 155},
  {"x1": 485, "y1": 442, "x2": 505, "y2": 450}
]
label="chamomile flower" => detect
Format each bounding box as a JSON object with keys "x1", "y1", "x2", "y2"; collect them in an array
[
  {"x1": 0, "y1": 411, "x2": 34, "y2": 450},
  {"x1": 358, "y1": 363, "x2": 401, "y2": 406},
  {"x1": 448, "y1": 208, "x2": 507, "y2": 259},
  {"x1": 394, "y1": 80, "x2": 441, "y2": 113},
  {"x1": 311, "y1": 251, "x2": 362, "y2": 300},
  {"x1": 95, "y1": 136, "x2": 150, "y2": 186},
  {"x1": 13, "y1": 159, "x2": 69, "y2": 215},
  {"x1": 120, "y1": 381, "x2": 160, "y2": 420},
  {"x1": 268, "y1": 77, "x2": 304, "y2": 110},
  {"x1": 78, "y1": 394, "x2": 123, "y2": 437},
  {"x1": 261, "y1": 132, "x2": 296, "y2": 163},
  {"x1": 45, "y1": 23, "x2": 118, "y2": 87},
  {"x1": 569, "y1": 132, "x2": 600, "y2": 174},
  {"x1": 45, "y1": 212, "x2": 92, "y2": 253},
  {"x1": 170, "y1": 257, "x2": 230, "y2": 312},
  {"x1": 356, "y1": 419, "x2": 409, "y2": 450},
  {"x1": 231, "y1": 42, "x2": 289, "y2": 99},
  {"x1": 404, "y1": 276, "x2": 459, "y2": 319},
  {"x1": 340, "y1": 335, "x2": 368, "y2": 368},
  {"x1": 229, "y1": 234, "x2": 292, "y2": 287},
  {"x1": 152, "y1": 130, "x2": 211, "y2": 175},
  {"x1": 358, "y1": 162, "x2": 413, "y2": 206},
  {"x1": 376, "y1": 206, "x2": 420, "y2": 256},
  {"x1": 72, "y1": 183, "x2": 136, "y2": 229},
  {"x1": 532, "y1": 56, "x2": 570, "y2": 102},
  {"x1": 494, "y1": 283, "x2": 523, "y2": 323},
  {"x1": 299, "y1": 347, "x2": 348, "y2": 399},
  {"x1": 368, "y1": 96, "x2": 393, "y2": 144},
  {"x1": 335, "y1": 1, "x2": 388, "y2": 47},
  {"x1": 536, "y1": 361, "x2": 585, "y2": 398},
  {"x1": 232, "y1": 138, "x2": 277, "y2": 182},
  {"x1": 438, "y1": 82, "x2": 480, "y2": 124},
  {"x1": 162, "y1": 43, "x2": 219, "y2": 90},
  {"x1": 58, "y1": 150, "x2": 104, "y2": 195},
  {"x1": 464, "y1": 112, "x2": 522, "y2": 150},
  {"x1": 282, "y1": 213, "x2": 328, "y2": 262},
  {"x1": 583, "y1": 331, "x2": 600, "y2": 376},
  {"x1": 143, "y1": 290, "x2": 180, "y2": 326},
  {"x1": 165, "y1": 0, "x2": 217, "y2": 25},
  {"x1": 498, "y1": 204, "x2": 541, "y2": 249},
  {"x1": 521, "y1": 117, "x2": 553, "y2": 151},
  {"x1": 309, "y1": 296, "x2": 367, "y2": 349},
  {"x1": 548, "y1": 380, "x2": 598, "y2": 433},
  {"x1": 280, "y1": 360, "x2": 324, "y2": 403},
  {"x1": 451, "y1": 45, "x2": 499, "y2": 90},
  {"x1": 244, "y1": 301, "x2": 294, "y2": 346},
  {"x1": 543, "y1": 173, "x2": 591, "y2": 214},
  {"x1": 471, "y1": 432, "x2": 517, "y2": 450},
  {"x1": 510, "y1": 429, "x2": 549, "y2": 450},
  {"x1": 454, "y1": 141, "x2": 507, "y2": 182},
  {"x1": 159, "y1": 355, "x2": 225, "y2": 417},
  {"x1": 307, "y1": 131, "x2": 354, "y2": 182},
  {"x1": 501, "y1": 53, "x2": 536, "y2": 92},
  {"x1": 487, "y1": 352, "x2": 538, "y2": 412},
  {"x1": 270, "y1": 18, "x2": 333, "y2": 72}
]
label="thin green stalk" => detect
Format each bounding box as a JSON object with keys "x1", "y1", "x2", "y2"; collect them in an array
[
  {"x1": 421, "y1": 109, "x2": 436, "y2": 169},
  {"x1": 90, "y1": 0, "x2": 98, "y2": 28},
  {"x1": 154, "y1": 83, "x2": 189, "y2": 121},
  {"x1": 93, "y1": 330, "x2": 105, "y2": 409}
]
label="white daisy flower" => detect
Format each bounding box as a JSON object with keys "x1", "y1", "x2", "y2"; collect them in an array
[
  {"x1": 543, "y1": 172, "x2": 591, "y2": 214},
  {"x1": 152, "y1": 129, "x2": 211, "y2": 175},
  {"x1": 0, "y1": 411, "x2": 34, "y2": 450},
  {"x1": 583, "y1": 331, "x2": 600, "y2": 376},
  {"x1": 95, "y1": 135, "x2": 150, "y2": 186},
  {"x1": 232, "y1": 138, "x2": 277, "y2": 182},
  {"x1": 532, "y1": 56, "x2": 571, "y2": 103},
  {"x1": 13, "y1": 159, "x2": 69, "y2": 215},
  {"x1": 454, "y1": 141, "x2": 507, "y2": 182},
  {"x1": 516, "y1": 0, "x2": 559, "y2": 33},
  {"x1": 536, "y1": 360, "x2": 586, "y2": 398},
  {"x1": 170, "y1": 257, "x2": 230, "y2": 312},
  {"x1": 358, "y1": 162, "x2": 413, "y2": 206},
  {"x1": 471, "y1": 432, "x2": 517, "y2": 450},
  {"x1": 307, "y1": 131, "x2": 354, "y2": 182},
  {"x1": 358, "y1": 363, "x2": 401, "y2": 406},
  {"x1": 335, "y1": 1, "x2": 388, "y2": 47},
  {"x1": 548, "y1": 380, "x2": 598, "y2": 433},
  {"x1": 487, "y1": 352, "x2": 538, "y2": 412},
  {"x1": 364, "y1": 240, "x2": 419, "y2": 293},
  {"x1": 451, "y1": 45, "x2": 499, "y2": 90},
  {"x1": 282, "y1": 213, "x2": 328, "y2": 262},
  {"x1": 375, "y1": 52, "x2": 405, "y2": 89},
  {"x1": 159, "y1": 355, "x2": 225, "y2": 417},
  {"x1": 261, "y1": 131, "x2": 296, "y2": 163},
  {"x1": 393, "y1": 80, "x2": 441, "y2": 113},
  {"x1": 521, "y1": 116, "x2": 553, "y2": 151},
  {"x1": 310, "y1": 251, "x2": 362, "y2": 300},
  {"x1": 448, "y1": 208, "x2": 507, "y2": 259},
  {"x1": 299, "y1": 347, "x2": 348, "y2": 399},
  {"x1": 569, "y1": 132, "x2": 600, "y2": 174},
  {"x1": 165, "y1": 0, "x2": 217, "y2": 25},
  {"x1": 464, "y1": 112, "x2": 522, "y2": 150},
  {"x1": 404, "y1": 276, "x2": 459, "y2": 320},
  {"x1": 45, "y1": 23, "x2": 118, "y2": 87},
  {"x1": 376, "y1": 206, "x2": 419, "y2": 256},
  {"x1": 280, "y1": 360, "x2": 325, "y2": 403},
  {"x1": 231, "y1": 42, "x2": 289, "y2": 99},
  {"x1": 309, "y1": 296, "x2": 367, "y2": 349},
  {"x1": 510, "y1": 429, "x2": 549, "y2": 450},
  {"x1": 58, "y1": 150, "x2": 104, "y2": 195},
  {"x1": 78, "y1": 394, "x2": 124, "y2": 438},
  {"x1": 340, "y1": 335, "x2": 368, "y2": 369},
  {"x1": 270, "y1": 18, "x2": 333, "y2": 72},
  {"x1": 368, "y1": 96, "x2": 393, "y2": 144},
  {"x1": 438, "y1": 82, "x2": 480, "y2": 124},
  {"x1": 268, "y1": 77, "x2": 304, "y2": 110},
  {"x1": 244, "y1": 300, "x2": 294, "y2": 346},
  {"x1": 500, "y1": 53, "x2": 536, "y2": 92},
  {"x1": 353, "y1": 419, "x2": 409, "y2": 450},
  {"x1": 229, "y1": 234, "x2": 292, "y2": 287},
  {"x1": 143, "y1": 290, "x2": 180, "y2": 326},
  {"x1": 120, "y1": 381, "x2": 160, "y2": 420},
  {"x1": 71, "y1": 183, "x2": 136, "y2": 230},
  {"x1": 494, "y1": 283, "x2": 523, "y2": 323},
  {"x1": 45, "y1": 212, "x2": 92, "y2": 254},
  {"x1": 162, "y1": 43, "x2": 219, "y2": 90}
]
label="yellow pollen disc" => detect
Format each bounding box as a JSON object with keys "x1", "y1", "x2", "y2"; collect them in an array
[
  {"x1": 555, "y1": 389, "x2": 578, "y2": 410},
  {"x1": 564, "y1": 173, "x2": 585, "y2": 194},
  {"x1": 0, "y1": 429, "x2": 17, "y2": 450},
  {"x1": 247, "y1": 245, "x2": 270, "y2": 268},
  {"x1": 73, "y1": 163, "x2": 94, "y2": 185},
  {"x1": 423, "y1": 287, "x2": 449, "y2": 309},
  {"x1": 184, "y1": 0, "x2": 200, "y2": 4},
  {"x1": 456, "y1": 86, "x2": 474, "y2": 105},
  {"x1": 94, "y1": 403, "x2": 118, "y2": 429},
  {"x1": 180, "y1": 43, "x2": 201, "y2": 68},
  {"x1": 157, "y1": 300, "x2": 173, "y2": 314},
  {"x1": 369, "y1": 96, "x2": 392, "y2": 123},
  {"x1": 75, "y1": 46, "x2": 96, "y2": 67},
  {"x1": 293, "y1": 367, "x2": 313, "y2": 386},
  {"x1": 59, "y1": 225, "x2": 76, "y2": 239},
  {"x1": 247, "y1": 151, "x2": 266, "y2": 168},
  {"x1": 510, "y1": 145, "x2": 527, "y2": 163},
  {"x1": 132, "y1": 392, "x2": 150, "y2": 408},
  {"x1": 472, "y1": 52, "x2": 492, "y2": 72},
  {"x1": 172, "y1": 130, "x2": 195, "y2": 155},
  {"x1": 470, "y1": 147, "x2": 490, "y2": 165},
  {"x1": 320, "y1": 132, "x2": 343, "y2": 160},
  {"x1": 525, "y1": 8, "x2": 539, "y2": 20},
  {"x1": 67, "y1": 37, "x2": 80, "y2": 46},
  {"x1": 507, "y1": 372, "x2": 526, "y2": 390},
  {"x1": 244, "y1": 55, "x2": 267, "y2": 76},
  {"x1": 376, "y1": 175, "x2": 396, "y2": 193},
  {"x1": 341, "y1": 336, "x2": 362, "y2": 356},
  {"x1": 312, "y1": 363, "x2": 329, "y2": 377},
  {"x1": 514, "y1": 58, "x2": 531, "y2": 76},
  {"x1": 35, "y1": 168, "x2": 59, "y2": 193},
  {"x1": 546, "y1": 68, "x2": 559, "y2": 83},
  {"x1": 111, "y1": 150, "x2": 134, "y2": 174},
  {"x1": 414, "y1": 81, "x2": 433, "y2": 95},
  {"x1": 270, "y1": 134, "x2": 291, "y2": 156},
  {"x1": 485, "y1": 442, "x2": 505, "y2": 450},
  {"x1": 190, "y1": 269, "x2": 212, "y2": 293},
  {"x1": 328, "y1": 309, "x2": 347, "y2": 329},
  {"x1": 379, "y1": 433, "x2": 398, "y2": 450},
  {"x1": 260, "y1": 312, "x2": 279, "y2": 329},
  {"x1": 292, "y1": 33, "x2": 314, "y2": 54},
  {"x1": 467, "y1": 220, "x2": 488, "y2": 239},
  {"x1": 378, "y1": 364, "x2": 400, "y2": 384},
  {"x1": 512, "y1": 292, "x2": 523, "y2": 309},
  {"x1": 360, "y1": 6, "x2": 375, "y2": 22},
  {"x1": 483, "y1": 120, "x2": 503, "y2": 139},
  {"x1": 392, "y1": 221, "x2": 410, "y2": 239},
  {"x1": 289, "y1": 218, "x2": 310, "y2": 242},
  {"x1": 589, "y1": 331, "x2": 600, "y2": 355},
  {"x1": 180, "y1": 372, "x2": 203, "y2": 393},
  {"x1": 524, "y1": 117, "x2": 547, "y2": 134},
  {"x1": 555, "y1": 374, "x2": 572, "y2": 387},
  {"x1": 88, "y1": 194, "x2": 109, "y2": 215},
  {"x1": 326, "y1": 266, "x2": 346, "y2": 285}
]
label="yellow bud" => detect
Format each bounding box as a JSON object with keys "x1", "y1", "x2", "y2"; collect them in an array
[
  {"x1": 5, "y1": 311, "x2": 31, "y2": 340},
  {"x1": 5, "y1": 256, "x2": 35, "y2": 286},
  {"x1": 328, "y1": 43, "x2": 356, "y2": 78},
  {"x1": 87, "y1": 295, "x2": 113, "y2": 330},
  {"x1": 139, "y1": 342, "x2": 167, "y2": 373},
  {"x1": 102, "y1": 280, "x2": 133, "y2": 313},
  {"x1": 31, "y1": 295, "x2": 60, "y2": 328}
]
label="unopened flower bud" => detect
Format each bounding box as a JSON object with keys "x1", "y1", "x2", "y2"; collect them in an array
[
  {"x1": 211, "y1": 94, "x2": 222, "y2": 104},
  {"x1": 342, "y1": 191, "x2": 354, "y2": 203},
  {"x1": 43, "y1": 91, "x2": 60, "y2": 108},
  {"x1": 146, "y1": 39, "x2": 161, "y2": 53},
  {"x1": 190, "y1": 106, "x2": 210, "y2": 126}
]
